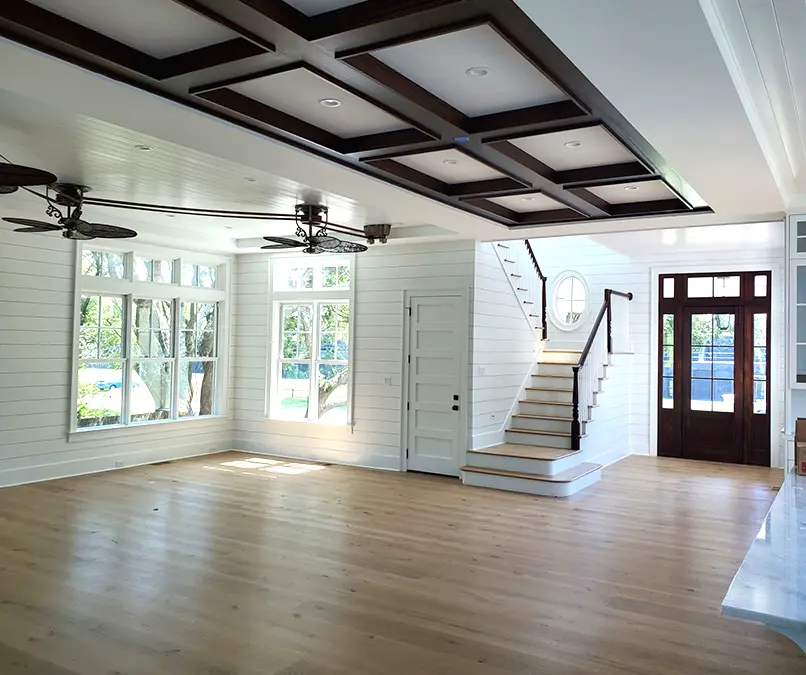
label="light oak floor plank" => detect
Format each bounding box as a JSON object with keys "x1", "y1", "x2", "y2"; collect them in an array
[{"x1": 0, "y1": 453, "x2": 801, "y2": 674}]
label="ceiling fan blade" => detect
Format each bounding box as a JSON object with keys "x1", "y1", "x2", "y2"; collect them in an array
[
  {"x1": 308, "y1": 235, "x2": 341, "y2": 250},
  {"x1": 67, "y1": 221, "x2": 137, "y2": 239},
  {"x1": 4, "y1": 217, "x2": 61, "y2": 231},
  {"x1": 0, "y1": 163, "x2": 57, "y2": 187},
  {"x1": 0, "y1": 185, "x2": 19, "y2": 195},
  {"x1": 317, "y1": 240, "x2": 369, "y2": 254},
  {"x1": 263, "y1": 236, "x2": 306, "y2": 247}
]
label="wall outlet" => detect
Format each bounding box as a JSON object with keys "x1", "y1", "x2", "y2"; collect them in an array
[
  {"x1": 490, "y1": 413, "x2": 497, "y2": 422},
  {"x1": 383, "y1": 376, "x2": 393, "y2": 386},
  {"x1": 115, "y1": 461, "x2": 124, "y2": 468},
  {"x1": 477, "y1": 366, "x2": 486, "y2": 376}
]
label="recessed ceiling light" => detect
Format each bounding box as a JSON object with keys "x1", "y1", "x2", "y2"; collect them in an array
[
  {"x1": 319, "y1": 98, "x2": 342, "y2": 108},
  {"x1": 442, "y1": 159, "x2": 459, "y2": 165},
  {"x1": 244, "y1": 177, "x2": 257, "y2": 182},
  {"x1": 624, "y1": 185, "x2": 640, "y2": 191},
  {"x1": 521, "y1": 196, "x2": 536, "y2": 202},
  {"x1": 166, "y1": 214, "x2": 176, "y2": 218},
  {"x1": 224, "y1": 226, "x2": 234, "y2": 230},
  {"x1": 466, "y1": 66, "x2": 490, "y2": 77},
  {"x1": 135, "y1": 144, "x2": 153, "y2": 151},
  {"x1": 564, "y1": 141, "x2": 582, "y2": 148}
]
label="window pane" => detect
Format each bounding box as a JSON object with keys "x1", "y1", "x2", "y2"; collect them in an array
[
  {"x1": 713, "y1": 379, "x2": 735, "y2": 412},
  {"x1": 799, "y1": 221, "x2": 806, "y2": 237},
  {"x1": 755, "y1": 275, "x2": 768, "y2": 298},
  {"x1": 317, "y1": 364, "x2": 348, "y2": 424},
  {"x1": 713, "y1": 348, "x2": 734, "y2": 380},
  {"x1": 134, "y1": 256, "x2": 151, "y2": 282},
  {"x1": 799, "y1": 266, "x2": 806, "y2": 304},
  {"x1": 662, "y1": 277, "x2": 674, "y2": 299},
  {"x1": 691, "y1": 314, "x2": 713, "y2": 346},
  {"x1": 179, "y1": 361, "x2": 215, "y2": 417},
  {"x1": 687, "y1": 277, "x2": 713, "y2": 298},
  {"x1": 198, "y1": 265, "x2": 217, "y2": 288},
  {"x1": 691, "y1": 379, "x2": 712, "y2": 411},
  {"x1": 134, "y1": 299, "x2": 173, "y2": 358},
  {"x1": 79, "y1": 327, "x2": 99, "y2": 359},
  {"x1": 754, "y1": 380, "x2": 767, "y2": 415},
  {"x1": 662, "y1": 314, "x2": 674, "y2": 346},
  {"x1": 101, "y1": 297, "x2": 124, "y2": 327},
  {"x1": 714, "y1": 276, "x2": 740, "y2": 297},
  {"x1": 155, "y1": 260, "x2": 173, "y2": 284},
  {"x1": 181, "y1": 263, "x2": 196, "y2": 286},
  {"x1": 319, "y1": 303, "x2": 350, "y2": 361},
  {"x1": 82, "y1": 250, "x2": 125, "y2": 278},
  {"x1": 799, "y1": 345, "x2": 806, "y2": 384},
  {"x1": 691, "y1": 347, "x2": 712, "y2": 378},
  {"x1": 77, "y1": 364, "x2": 122, "y2": 427},
  {"x1": 754, "y1": 348, "x2": 768, "y2": 380},
  {"x1": 662, "y1": 378, "x2": 674, "y2": 409},
  {"x1": 714, "y1": 314, "x2": 735, "y2": 346},
  {"x1": 754, "y1": 314, "x2": 767, "y2": 348},
  {"x1": 278, "y1": 363, "x2": 310, "y2": 421},
  {"x1": 180, "y1": 303, "x2": 217, "y2": 358},
  {"x1": 662, "y1": 346, "x2": 674, "y2": 377},
  {"x1": 799, "y1": 238, "x2": 806, "y2": 254},
  {"x1": 131, "y1": 362, "x2": 171, "y2": 422},
  {"x1": 798, "y1": 307, "x2": 806, "y2": 344}
]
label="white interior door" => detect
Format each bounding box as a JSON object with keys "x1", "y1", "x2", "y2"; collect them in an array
[{"x1": 406, "y1": 294, "x2": 465, "y2": 476}]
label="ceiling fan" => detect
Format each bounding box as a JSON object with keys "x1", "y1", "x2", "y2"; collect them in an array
[
  {"x1": 2, "y1": 182, "x2": 137, "y2": 240},
  {"x1": 262, "y1": 204, "x2": 368, "y2": 254},
  {"x1": 0, "y1": 159, "x2": 388, "y2": 250}
]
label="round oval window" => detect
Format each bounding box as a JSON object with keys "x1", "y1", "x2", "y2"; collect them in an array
[{"x1": 554, "y1": 273, "x2": 587, "y2": 328}]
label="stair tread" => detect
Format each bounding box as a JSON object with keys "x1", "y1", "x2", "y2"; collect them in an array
[
  {"x1": 461, "y1": 463, "x2": 602, "y2": 484},
  {"x1": 533, "y1": 374, "x2": 573, "y2": 379},
  {"x1": 469, "y1": 444, "x2": 578, "y2": 461},
  {"x1": 521, "y1": 399, "x2": 573, "y2": 406},
  {"x1": 526, "y1": 386, "x2": 574, "y2": 392},
  {"x1": 513, "y1": 413, "x2": 573, "y2": 422},
  {"x1": 508, "y1": 428, "x2": 571, "y2": 437},
  {"x1": 542, "y1": 349, "x2": 582, "y2": 354}
]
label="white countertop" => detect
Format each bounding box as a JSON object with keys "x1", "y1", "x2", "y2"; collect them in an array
[{"x1": 722, "y1": 471, "x2": 806, "y2": 631}]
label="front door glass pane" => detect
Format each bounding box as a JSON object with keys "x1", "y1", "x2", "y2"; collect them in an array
[
  {"x1": 691, "y1": 313, "x2": 735, "y2": 412},
  {"x1": 753, "y1": 314, "x2": 768, "y2": 414}
]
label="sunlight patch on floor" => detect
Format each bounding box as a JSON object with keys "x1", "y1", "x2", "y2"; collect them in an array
[{"x1": 203, "y1": 457, "x2": 328, "y2": 478}]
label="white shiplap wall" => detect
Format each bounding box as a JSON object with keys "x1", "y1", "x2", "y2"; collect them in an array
[
  {"x1": 0, "y1": 228, "x2": 234, "y2": 487},
  {"x1": 470, "y1": 242, "x2": 538, "y2": 449},
  {"x1": 529, "y1": 225, "x2": 785, "y2": 461},
  {"x1": 232, "y1": 240, "x2": 478, "y2": 470}
]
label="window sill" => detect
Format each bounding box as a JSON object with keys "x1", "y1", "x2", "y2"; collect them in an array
[{"x1": 69, "y1": 415, "x2": 228, "y2": 443}]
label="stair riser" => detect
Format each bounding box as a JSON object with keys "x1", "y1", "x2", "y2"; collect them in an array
[
  {"x1": 462, "y1": 469, "x2": 601, "y2": 497},
  {"x1": 540, "y1": 351, "x2": 581, "y2": 365},
  {"x1": 506, "y1": 430, "x2": 572, "y2": 448},
  {"x1": 537, "y1": 363, "x2": 576, "y2": 377},
  {"x1": 512, "y1": 416, "x2": 573, "y2": 434},
  {"x1": 467, "y1": 451, "x2": 582, "y2": 476},
  {"x1": 518, "y1": 401, "x2": 573, "y2": 418},
  {"x1": 532, "y1": 375, "x2": 574, "y2": 390},
  {"x1": 524, "y1": 388, "x2": 573, "y2": 404}
]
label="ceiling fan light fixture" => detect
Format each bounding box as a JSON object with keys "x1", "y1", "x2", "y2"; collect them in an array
[
  {"x1": 319, "y1": 98, "x2": 342, "y2": 108},
  {"x1": 364, "y1": 223, "x2": 392, "y2": 245}
]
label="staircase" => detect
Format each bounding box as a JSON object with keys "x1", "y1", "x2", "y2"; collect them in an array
[{"x1": 462, "y1": 348, "x2": 604, "y2": 497}]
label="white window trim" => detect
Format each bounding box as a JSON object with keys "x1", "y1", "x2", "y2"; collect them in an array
[
  {"x1": 70, "y1": 242, "x2": 232, "y2": 435},
  {"x1": 550, "y1": 270, "x2": 590, "y2": 331},
  {"x1": 266, "y1": 256, "x2": 356, "y2": 427}
]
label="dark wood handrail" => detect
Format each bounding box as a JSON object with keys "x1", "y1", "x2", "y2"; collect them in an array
[
  {"x1": 524, "y1": 240, "x2": 548, "y2": 341},
  {"x1": 571, "y1": 288, "x2": 633, "y2": 450}
]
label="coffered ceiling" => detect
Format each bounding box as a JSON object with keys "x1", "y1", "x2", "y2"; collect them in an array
[{"x1": 0, "y1": 0, "x2": 712, "y2": 231}]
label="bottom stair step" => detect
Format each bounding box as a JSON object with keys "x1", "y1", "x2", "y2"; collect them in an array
[
  {"x1": 461, "y1": 463, "x2": 602, "y2": 498},
  {"x1": 467, "y1": 443, "x2": 580, "y2": 476}
]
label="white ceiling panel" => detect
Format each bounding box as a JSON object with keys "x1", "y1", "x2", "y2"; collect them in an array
[
  {"x1": 373, "y1": 24, "x2": 568, "y2": 117},
  {"x1": 588, "y1": 180, "x2": 676, "y2": 204},
  {"x1": 28, "y1": 0, "x2": 235, "y2": 58},
  {"x1": 393, "y1": 149, "x2": 504, "y2": 184},
  {"x1": 488, "y1": 193, "x2": 566, "y2": 213},
  {"x1": 284, "y1": 0, "x2": 364, "y2": 15},
  {"x1": 510, "y1": 126, "x2": 636, "y2": 170},
  {"x1": 230, "y1": 69, "x2": 408, "y2": 138}
]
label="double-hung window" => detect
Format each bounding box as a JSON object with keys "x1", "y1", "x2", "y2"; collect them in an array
[
  {"x1": 270, "y1": 259, "x2": 353, "y2": 425},
  {"x1": 74, "y1": 245, "x2": 227, "y2": 431}
]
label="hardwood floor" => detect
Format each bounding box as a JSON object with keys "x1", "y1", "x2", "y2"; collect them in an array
[{"x1": 0, "y1": 453, "x2": 801, "y2": 675}]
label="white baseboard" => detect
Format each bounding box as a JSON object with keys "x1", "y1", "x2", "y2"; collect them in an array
[
  {"x1": 471, "y1": 429, "x2": 506, "y2": 451},
  {"x1": 590, "y1": 446, "x2": 631, "y2": 468},
  {"x1": 232, "y1": 441, "x2": 402, "y2": 472},
  {"x1": 0, "y1": 444, "x2": 232, "y2": 489}
]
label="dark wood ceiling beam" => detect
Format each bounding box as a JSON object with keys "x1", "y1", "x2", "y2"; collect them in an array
[
  {"x1": 341, "y1": 129, "x2": 435, "y2": 154},
  {"x1": 362, "y1": 158, "x2": 446, "y2": 193},
  {"x1": 555, "y1": 162, "x2": 654, "y2": 188},
  {"x1": 231, "y1": 0, "x2": 307, "y2": 35},
  {"x1": 447, "y1": 178, "x2": 529, "y2": 198},
  {"x1": 157, "y1": 39, "x2": 266, "y2": 80},
  {"x1": 466, "y1": 101, "x2": 590, "y2": 136},
  {"x1": 167, "y1": 0, "x2": 276, "y2": 51},
  {"x1": 487, "y1": 140, "x2": 554, "y2": 179},
  {"x1": 609, "y1": 199, "x2": 689, "y2": 218},
  {"x1": 198, "y1": 88, "x2": 342, "y2": 150}
]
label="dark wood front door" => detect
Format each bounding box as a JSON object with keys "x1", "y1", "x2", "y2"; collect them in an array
[{"x1": 658, "y1": 273, "x2": 770, "y2": 466}]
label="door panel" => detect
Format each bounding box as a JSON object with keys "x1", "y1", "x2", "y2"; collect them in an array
[{"x1": 407, "y1": 294, "x2": 464, "y2": 476}]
